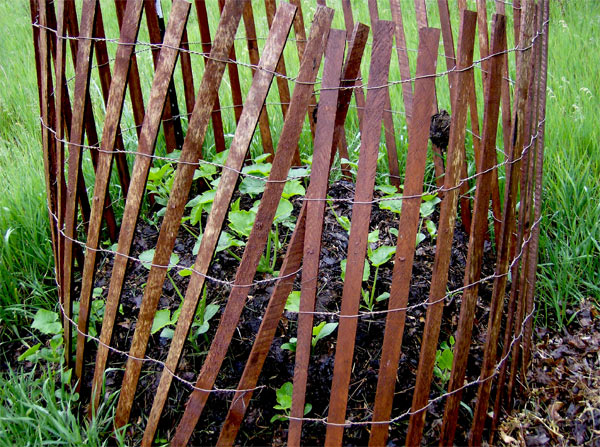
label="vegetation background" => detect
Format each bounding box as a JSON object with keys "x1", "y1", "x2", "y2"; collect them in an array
[{"x1": 0, "y1": 0, "x2": 597, "y2": 445}]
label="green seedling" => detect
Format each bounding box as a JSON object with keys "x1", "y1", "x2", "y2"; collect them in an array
[
  {"x1": 19, "y1": 308, "x2": 64, "y2": 364},
  {"x1": 365, "y1": 244, "x2": 396, "y2": 310},
  {"x1": 434, "y1": 335, "x2": 455, "y2": 388},
  {"x1": 285, "y1": 291, "x2": 301, "y2": 313},
  {"x1": 270, "y1": 382, "x2": 312, "y2": 423},
  {"x1": 281, "y1": 321, "x2": 339, "y2": 353}
]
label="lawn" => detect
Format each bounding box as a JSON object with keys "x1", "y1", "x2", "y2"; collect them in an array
[{"x1": 0, "y1": 0, "x2": 598, "y2": 445}]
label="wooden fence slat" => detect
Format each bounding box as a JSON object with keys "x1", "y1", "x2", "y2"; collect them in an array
[
  {"x1": 52, "y1": 0, "x2": 67, "y2": 305},
  {"x1": 89, "y1": 0, "x2": 193, "y2": 415},
  {"x1": 194, "y1": 0, "x2": 227, "y2": 153},
  {"x1": 339, "y1": 0, "x2": 367, "y2": 167},
  {"x1": 92, "y1": 4, "x2": 131, "y2": 197},
  {"x1": 405, "y1": 11, "x2": 476, "y2": 446},
  {"x1": 139, "y1": 5, "x2": 297, "y2": 445},
  {"x1": 323, "y1": 20, "x2": 395, "y2": 447},
  {"x1": 218, "y1": 0, "x2": 244, "y2": 124},
  {"x1": 74, "y1": 0, "x2": 146, "y2": 388},
  {"x1": 37, "y1": 0, "x2": 60, "y2": 299},
  {"x1": 438, "y1": 15, "x2": 506, "y2": 445},
  {"x1": 389, "y1": 0, "x2": 414, "y2": 128},
  {"x1": 61, "y1": 0, "x2": 98, "y2": 368},
  {"x1": 170, "y1": 8, "x2": 333, "y2": 445},
  {"x1": 285, "y1": 28, "x2": 346, "y2": 447},
  {"x1": 288, "y1": 0, "x2": 319, "y2": 137},
  {"x1": 469, "y1": 1, "x2": 537, "y2": 443},
  {"x1": 368, "y1": 26, "x2": 441, "y2": 447},
  {"x1": 242, "y1": 1, "x2": 275, "y2": 156},
  {"x1": 264, "y1": 0, "x2": 291, "y2": 121},
  {"x1": 521, "y1": 0, "x2": 548, "y2": 389},
  {"x1": 113, "y1": 0, "x2": 147, "y2": 140},
  {"x1": 110, "y1": 0, "x2": 246, "y2": 429},
  {"x1": 144, "y1": 0, "x2": 184, "y2": 151},
  {"x1": 437, "y1": 0, "x2": 473, "y2": 234}
]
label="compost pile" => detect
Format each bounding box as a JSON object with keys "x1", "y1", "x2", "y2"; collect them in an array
[{"x1": 81, "y1": 180, "x2": 497, "y2": 445}]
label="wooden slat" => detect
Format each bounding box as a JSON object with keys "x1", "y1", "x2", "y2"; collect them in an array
[
  {"x1": 144, "y1": 0, "x2": 183, "y2": 152},
  {"x1": 54, "y1": 0, "x2": 67, "y2": 304},
  {"x1": 405, "y1": 11, "x2": 476, "y2": 446},
  {"x1": 61, "y1": 0, "x2": 98, "y2": 368},
  {"x1": 469, "y1": 1, "x2": 537, "y2": 443},
  {"x1": 390, "y1": 0, "x2": 414, "y2": 127},
  {"x1": 241, "y1": 1, "x2": 274, "y2": 156},
  {"x1": 521, "y1": 0, "x2": 549, "y2": 387},
  {"x1": 139, "y1": 5, "x2": 297, "y2": 445},
  {"x1": 437, "y1": 0, "x2": 473, "y2": 234},
  {"x1": 174, "y1": 0, "x2": 196, "y2": 118},
  {"x1": 194, "y1": 0, "x2": 227, "y2": 153},
  {"x1": 92, "y1": 4, "x2": 131, "y2": 197},
  {"x1": 438, "y1": 15, "x2": 506, "y2": 445},
  {"x1": 288, "y1": 0, "x2": 319, "y2": 137},
  {"x1": 110, "y1": 0, "x2": 246, "y2": 429},
  {"x1": 368, "y1": 27, "x2": 441, "y2": 447},
  {"x1": 284, "y1": 28, "x2": 346, "y2": 447},
  {"x1": 37, "y1": 0, "x2": 60, "y2": 302},
  {"x1": 323, "y1": 20, "x2": 395, "y2": 447},
  {"x1": 89, "y1": 0, "x2": 194, "y2": 415},
  {"x1": 218, "y1": 0, "x2": 244, "y2": 124},
  {"x1": 74, "y1": 0, "x2": 146, "y2": 388},
  {"x1": 264, "y1": 0, "x2": 291, "y2": 121},
  {"x1": 113, "y1": 0, "x2": 146, "y2": 140},
  {"x1": 171, "y1": 7, "x2": 333, "y2": 446}
]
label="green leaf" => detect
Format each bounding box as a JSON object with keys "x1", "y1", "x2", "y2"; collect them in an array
[
  {"x1": 375, "y1": 184, "x2": 398, "y2": 195},
  {"x1": 216, "y1": 231, "x2": 244, "y2": 253},
  {"x1": 333, "y1": 213, "x2": 351, "y2": 232},
  {"x1": 426, "y1": 220, "x2": 437, "y2": 238},
  {"x1": 282, "y1": 180, "x2": 306, "y2": 199},
  {"x1": 274, "y1": 198, "x2": 294, "y2": 224},
  {"x1": 285, "y1": 291, "x2": 301, "y2": 313},
  {"x1": 312, "y1": 322, "x2": 338, "y2": 347},
  {"x1": 280, "y1": 341, "x2": 297, "y2": 352},
  {"x1": 270, "y1": 414, "x2": 288, "y2": 423},
  {"x1": 228, "y1": 209, "x2": 256, "y2": 238},
  {"x1": 239, "y1": 177, "x2": 265, "y2": 197},
  {"x1": 151, "y1": 309, "x2": 172, "y2": 335},
  {"x1": 379, "y1": 195, "x2": 403, "y2": 214},
  {"x1": 193, "y1": 162, "x2": 217, "y2": 180},
  {"x1": 254, "y1": 153, "x2": 272, "y2": 164},
  {"x1": 420, "y1": 197, "x2": 441, "y2": 217},
  {"x1": 304, "y1": 403, "x2": 312, "y2": 415},
  {"x1": 242, "y1": 162, "x2": 272, "y2": 177},
  {"x1": 275, "y1": 382, "x2": 294, "y2": 410},
  {"x1": 31, "y1": 309, "x2": 62, "y2": 335},
  {"x1": 178, "y1": 267, "x2": 193, "y2": 277},
  {"x1": 160, "y1": 328, "x2": 175, "y2": 339},
  {"x1": 376, "y1": 292, "x2": 390, "y2": 302},
  {"x1": 195, "y1": 322, "x2": 210, "y2": 336},
  {"x1": 148, "y1": 164, "x2": 172, "y2": 182},
  {"x1": 438, "y1": 347, "x2": 454, "y2": 371},
  {"x1": 288, "y1": 167, "x2": 310, "y2": 178},
  {"x1": 368, "y1": 245, "x2": 396, "y2": 267},
  {"x1": 389, "y1": 228, "x2": 398, "y2": 237},
  {"x1": 203, "y1": 304, "x2": 220, "y2": 322},
  {"x1": 18, "y1": 343, "x2": 42, "y2": 361},
  {"x1": 368, "y1": 230, "x2": 380, "y2": 243},
  {"x1": 212, "y1": 149, "x2": 229, "y2": 166},
  {"x1": 416, "y1": 232, "x2": 426, "y2": 246},
  {"x1": 92, "y1": 287, "x2": 103, "y2": 298}
]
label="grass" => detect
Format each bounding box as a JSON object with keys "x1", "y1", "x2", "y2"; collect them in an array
[{"x1": 0, "y1": 0, "x2": 597, "y2": 444}]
